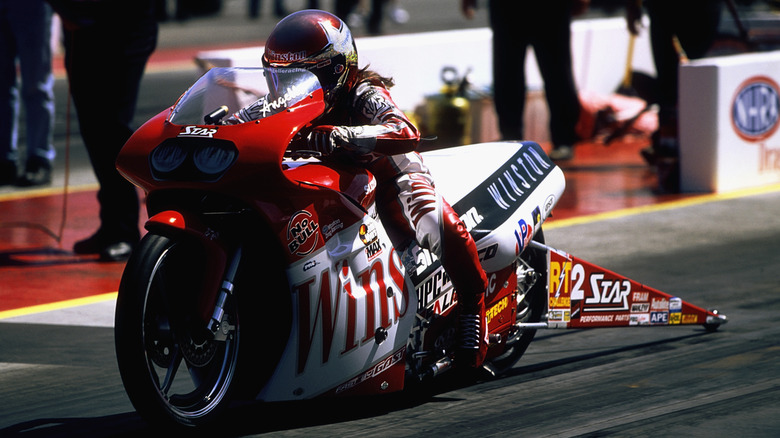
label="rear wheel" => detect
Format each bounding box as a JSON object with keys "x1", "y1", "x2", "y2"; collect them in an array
[
  {"x1": 485, "y1": 229, "x2": 547, "y2": 375},
  {"x1": 115, "y1": 233, "x2": 243, "y2": 427}
]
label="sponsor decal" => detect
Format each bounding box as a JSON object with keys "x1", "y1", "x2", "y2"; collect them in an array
[
  {"x1": 514, "y1": 218, "x2": 534, "y2": 252},
  {"x1": 549, "y1": 309, "x2": 571, "y2": 323},
  {"x1": 631, "y1": 303, "x2": 650, "y2": 313},
  {"x1": 486, "y1": 296, "x2": 509, "y2": 324},
  {"x1": 583, "y1": 274, "x2": 631, "y2": 312},
  {"x1": 630, "y1": 313, "x2": 650, "y2": 326},
  {"x1": 732, "y1": 76, "x2": 780, "y2": 173},
  {"x1": 550, "y1": 296, "x2": 571, "y2": 308},
  {"x1": 543, "y1": 195, "x2": 556, "y2": 215},
  {"x1": 460, "y1": 206, "x2": 484, "y2": 233},
  {"x1": 580, "y1": 315, "x2": 615, "y2": 323},
  {"x1": 179, "y1": 125, "x2": 217, "y2": 138},
  {"x1": 682, "y1": 314, "x2": 699, "y2": 324},
  {"x1": 669, "y1": 297, "x2": 682, "y2": 325},
  {"x1": 651, "y1": 297, "x2": 669, "y2": 312},
  {"x1": 732, "y1": 76, "x2": 780, "y2": 142},
  {"x1": 406, "y1": 246, "x2": 439, "y2": 279},
  {"x1": 294, "y1": 250, "x2": 408, "y2": 375},
  {"x1": 430, "y1": 289, "x2": 457, "y2": 316},
  {"x1": 477, "y1": 243, "x2": 498, "y2": 263},
  {"x1": 266, "y1": 49, "x2": 307, "y2": 63},
  {"x1": 242, "y1": 82, "x2": 312, "y2": 119},
  {"x1": 759, "y1": 143, "x2": 780, "y2": 172},
  {"x1": 549, "y1": 252, "x2": 573, "y2": 307},
  {"x1": 364, "y1": 177, "x2": 377, "y2": 195},
  {"x1": 416, "y1": 268, "x2": 452, "y2": 311},
  {"x1": 531, "y1": 206, "x2": 542, "y2": 226},
  {"x1": 452, "y1": 142, "x2": 554, "y2": 240},
  {"x1": 358, "y1": 222, "x2": 377, "y2": 245},
  {"x1": 335, "y1": 347, "x2": 405, "y2": 394},
  {"x1": 359, "y1": 222, "x2": 383, "y2": 261},
  {"x1": 287, "y1": 210, "x2": 320, "y2": 256},
  {"x1": 322, "y1": 219, "x2": 344, "y2": 239},
  {"x1": 650, "y1": 311, "x2": 669, "y2": 324}
]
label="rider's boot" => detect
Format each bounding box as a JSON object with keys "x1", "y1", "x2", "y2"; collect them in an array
[{"x1": 456, "y1": 293, "x2": 487, "y2": 368}]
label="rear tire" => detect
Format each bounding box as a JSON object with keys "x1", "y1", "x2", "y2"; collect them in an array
[{"x1": 485, "y1": 229, "x2": 547, "y2": 375}]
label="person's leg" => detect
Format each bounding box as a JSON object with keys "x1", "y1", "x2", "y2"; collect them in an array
[
  {"x1": 379, "y1": 172, "x2": 488, "y2": 367},
  {"x1": 489, "y1": 0, "x2": 529, "y2": 140},
  {"x1": 66, "y1": 24, "x2": 156, "y2": 259},
  {"x1": 0, "y1": 4, "x2": 19, "y2": 183},
  {"x1": 531, "y1": 2, "x2": 580, "y2": 159},
  {"x1": 13, "y1": 0, "x2": 55, "y2": 185}
]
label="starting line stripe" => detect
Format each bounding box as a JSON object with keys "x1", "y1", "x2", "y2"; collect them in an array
[
  {"x1": 0, "y1": 292, "x2": 117, "y2": 321},
  {"x1": 0, "y1": 183, "x2": 98, "y2": 202},
  {"x1": 545, "y1": 182, "x2": 780, "y2": 230}
]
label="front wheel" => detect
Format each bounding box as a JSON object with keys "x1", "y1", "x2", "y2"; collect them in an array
[{"x1": 114, "y1": 233, "x2": 242, "y2": 427}]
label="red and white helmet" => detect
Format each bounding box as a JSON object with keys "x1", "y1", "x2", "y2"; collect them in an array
[{"x1": 263, "y1": 9, "x2": 358, "y2": 110}]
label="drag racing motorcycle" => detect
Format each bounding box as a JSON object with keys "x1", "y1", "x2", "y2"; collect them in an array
[{"x1": 114, "y1": 67, "x2": 727, "y2": 427}]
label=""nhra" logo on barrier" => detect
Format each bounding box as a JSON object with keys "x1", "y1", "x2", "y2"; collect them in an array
[{"x1": 732, "y1": 76, "x2": 780, "y2": 142}]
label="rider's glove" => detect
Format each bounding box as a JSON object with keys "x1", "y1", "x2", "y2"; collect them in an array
[{"x1": 308, "y1": 125, "x2": 344, "y2": 155}]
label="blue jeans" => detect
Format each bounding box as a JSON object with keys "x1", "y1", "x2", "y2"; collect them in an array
[{"x1": 0, "y1": 0, "x2": 55, "y2": 166}]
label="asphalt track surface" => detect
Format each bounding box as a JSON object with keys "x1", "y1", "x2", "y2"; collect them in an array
[
  {"x1": 2, "y1": 1, "x2": 780, "y2": 436},
  {"x1": 2, "y1": 186, "x2": 780, "y2": 437}
]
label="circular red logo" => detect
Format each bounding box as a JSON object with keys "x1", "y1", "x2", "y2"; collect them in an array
[{"x1": 286, "y1": 210, "x2": 320, "y2": 256}]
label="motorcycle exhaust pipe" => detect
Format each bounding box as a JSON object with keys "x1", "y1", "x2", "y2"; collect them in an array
[{"x1": 426, "y1": 357, "x2": 453, "y2": 380}]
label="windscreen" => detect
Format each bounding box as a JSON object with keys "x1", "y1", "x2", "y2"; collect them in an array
[{"x1": 167, "y1": 67, "x2": 322, "y2": 125}]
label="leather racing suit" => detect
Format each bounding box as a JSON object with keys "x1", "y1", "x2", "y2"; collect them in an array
[{"x1": 310, "y1": 77, "x2": 489, "y2": 353}]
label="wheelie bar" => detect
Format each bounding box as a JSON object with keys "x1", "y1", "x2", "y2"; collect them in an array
[{"x1": 522, "y1": 240, "x2": 727, "y2": 332}]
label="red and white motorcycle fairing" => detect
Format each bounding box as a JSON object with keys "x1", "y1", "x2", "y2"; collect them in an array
[{"x1": 259, "y1": 140, "x2": 566, "y2": 401}]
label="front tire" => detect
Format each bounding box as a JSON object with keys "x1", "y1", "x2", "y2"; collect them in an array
[{"x1": 115, "y1": 233, "x2": 242, "y2": 427}]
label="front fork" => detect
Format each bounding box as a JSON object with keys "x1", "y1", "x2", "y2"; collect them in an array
[
  {"x1": 146, "y1": 210, "x2": 242, "y2": 342},
  {"x1": 208, "y1": 245, "x2": 242, "y2": 341}
]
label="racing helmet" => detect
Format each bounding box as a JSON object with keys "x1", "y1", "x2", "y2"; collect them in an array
[{"x1": 262, "y1": 10, "x2": 358, "y2": 110}]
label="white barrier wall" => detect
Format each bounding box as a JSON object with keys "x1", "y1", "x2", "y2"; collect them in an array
[
  {"x1": 196, "y1": 18, "x2": 653, "y2": 113},
  {"x1": 679, "y1": 51, "x2": 780, "y2": 192}
]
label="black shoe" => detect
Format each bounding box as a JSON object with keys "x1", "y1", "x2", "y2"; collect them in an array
[
  {"x1": 100, "y1": 241, "x2": 135, "y2": 262},
  {"x1": 0, "y1": 160, "x2": 18, "y2": 185},
  {"x1": 16, "y1": 159, "x2": 52, "y2": 187},
  {"x1": 74, "y1": 231, "x2": 137, "y2": 262}
]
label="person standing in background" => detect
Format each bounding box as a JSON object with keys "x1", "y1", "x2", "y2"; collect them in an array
[
  {"x1": 462, "y1": 0, "x2": 587, "y2": 161},
  {"x1": 248, "y1": 0, "x2": 287, "y2": 19},
  {"x1": 0, "y1": 0, "x2": 56, "y2": 186},
  {"x1": 47, "y1": 0, "x2": 158, "y2": 261},
  {"x1": 626, "y1": 0, "x2": 722, "y2": 168}
]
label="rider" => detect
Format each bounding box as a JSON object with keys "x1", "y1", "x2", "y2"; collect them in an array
[{"x1": 253, "y1": 9, "x2": 489, "y2": 368}]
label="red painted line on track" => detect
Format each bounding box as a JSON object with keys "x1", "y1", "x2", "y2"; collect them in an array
[{"x1": 0, "y1": 138, "x2": 674, "y2": 313}]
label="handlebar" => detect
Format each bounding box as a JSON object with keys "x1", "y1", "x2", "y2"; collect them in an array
[
  {"x1": 204, "y1": 106, "x2": 229, "y2": 124},
  {"x1": 284, "y1": 131, "x2": 323, "y2": 160}
]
